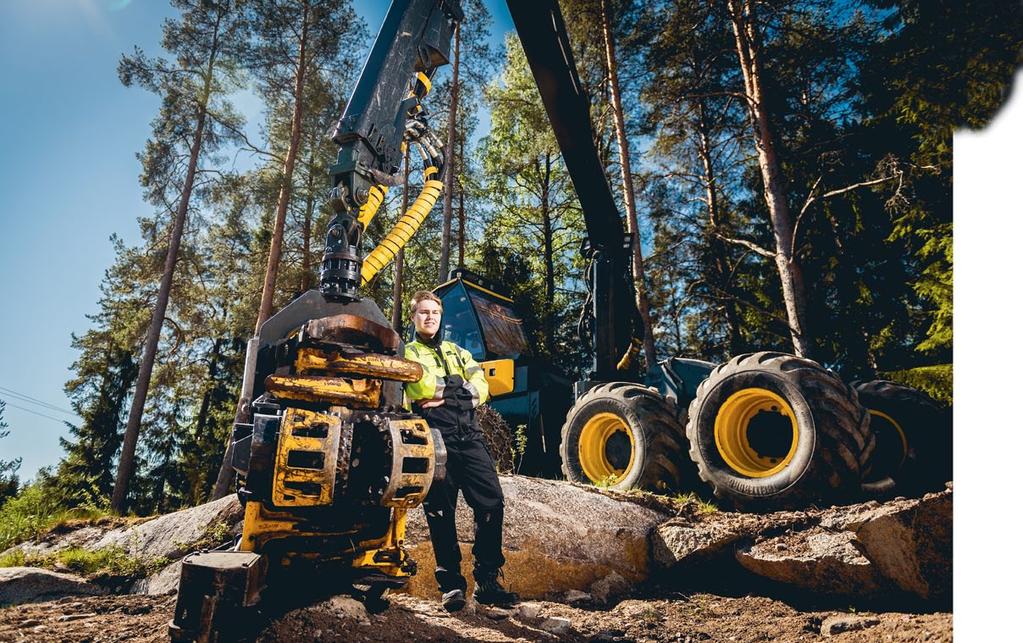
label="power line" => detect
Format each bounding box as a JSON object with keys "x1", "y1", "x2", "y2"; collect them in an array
[
  {"x1": 0, "y1": 385, "x2": 76, "y2": 417},
  {"x1": 3, "y1": 401, "x2": 74, "y2": 427}
]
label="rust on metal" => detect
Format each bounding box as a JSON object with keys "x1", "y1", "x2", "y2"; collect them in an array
[
  {"x1": 294, "y1": 347, "x2": 423, "y2": 382},
  {"x1": 270, "y1": 408, "x2": 343, "y2": 508},
  {"x1": 265, "y1": 374, "x2": 382, "y2": 408},
  {"x1": 302, "y1": 313, "x2": 400, "y2": 353}
]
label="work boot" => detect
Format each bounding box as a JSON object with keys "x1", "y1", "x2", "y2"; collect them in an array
[
  {"x1": 441, "y1": 588, "x2": 466, "y2": 613},
  {"x1": 472, "y1": 570, "x2": 519, "y2": 607}
]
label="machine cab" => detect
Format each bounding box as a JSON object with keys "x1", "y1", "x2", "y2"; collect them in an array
[{"x1": 432, "y1": 269, "x2": 529, "y2": 397}]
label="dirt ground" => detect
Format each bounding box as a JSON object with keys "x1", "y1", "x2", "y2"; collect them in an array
[{"x1": 0, "y1": 589, "x2": 950, "y2": 643}]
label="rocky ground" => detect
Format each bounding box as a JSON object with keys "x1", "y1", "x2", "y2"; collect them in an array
[
  {"x1": 0, "y1": 588, "x2": 951, "y2": 642},
  {"x1": 0, "y1": 477, "x2": 953, "y2": 642}
]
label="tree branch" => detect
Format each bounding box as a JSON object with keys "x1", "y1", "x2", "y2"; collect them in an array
[{"x1": 713, "y1": 231, "x2": 776, "y2": 258}]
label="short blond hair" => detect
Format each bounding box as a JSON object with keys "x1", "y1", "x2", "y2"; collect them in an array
[{"x1": 410, "y1": 290, "x2": 442, "y2": 315}]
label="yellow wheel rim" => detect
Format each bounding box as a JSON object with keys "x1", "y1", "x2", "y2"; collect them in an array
[
  {"x1": 578, "y1": 412, "x2": 635, "y2": 484},
  {"x1": 867, "y1": 409, "x2": 909, "y2": 468},
  {"x1": 714, "y1": 388, "x2": 798, "y2": 478}
]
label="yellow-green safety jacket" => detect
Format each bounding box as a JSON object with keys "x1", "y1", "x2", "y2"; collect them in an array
[{"x1": 404, "y1": 335, "x2": 489, "y2": 437}]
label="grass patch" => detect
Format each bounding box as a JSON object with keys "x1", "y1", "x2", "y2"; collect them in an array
[
  {"x1": 593, "y1": 474, "x2": 621, "y2": 488},
  {"x1": 189, "y1": 520, "x2": 234, "y2": 551},
  {"x1": 0, "y1": 482, "x2": 118, "y2": 553},
  {"x1": 0, "y1": 545, "x2": 168, "y2": 579},
  {"x1": 672, "y1": 491, "x2": 719, "y2": 515},
  {"x1": 0, "y1": 548, "x2": 26, "y2": 567}
]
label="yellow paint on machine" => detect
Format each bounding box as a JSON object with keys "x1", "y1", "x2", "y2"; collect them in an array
[
  {"x1": 237, "y1": 501, "x2": 412, "y2": 580},
  {"x1": 294, "y1": 347, "x2": 423, "y2": 382},
  {"x1": 714, "y1": 387, "x2": 798, "y2": 478},
  {"x1": 271, "y1": 408, "x2": 342, "y2": 507},
  {"x1": 264, "y1": 374, "x2": 382, "y2": 407},
  {"x1": 480, "y1": 359, "x2": 515, "y2": 396},
  {"x1": 578, "y1": 412, "x2": 636, "y2": 483}
]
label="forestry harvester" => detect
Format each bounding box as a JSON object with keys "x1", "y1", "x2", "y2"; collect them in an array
[{"x1": 170, "y1": 0, "x2": 951, "y2": 640}]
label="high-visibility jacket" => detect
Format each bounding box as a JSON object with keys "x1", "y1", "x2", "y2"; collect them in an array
[{"x1": 403, "y1": 335, "x2": 491, "y2": 406}]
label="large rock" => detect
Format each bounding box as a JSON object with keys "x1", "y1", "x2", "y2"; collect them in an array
[
  {"x1": 651, "y1": 509, "x2": 813, "y2": 568},
  {"x1": 742, "y1": 490, "x2": 952, "y2": 601},
  {"x1": 736, "y1": 528, "x2": 884, "y2": 595},
  {"x1": 0, "y1": 567, "x2": 107, "y2": 606},
  {"x1": 91, "y1": 495, "x2": 243, "y2": 563},
  {"x1": 402, "y1": 476, "x2": 668, "y2": 600},
  {"x1": 131, "y1": 477, "x2": 668, "y2": 601},
  {"x1": 829, "y1": 490, "x2": 951, "y2": 601},
  {"x1": 651, "y1": 488, "x2": 951, "y2": 604},
  {"x1": 130, "y1": 560, "x2": 184, "y2": 596}
]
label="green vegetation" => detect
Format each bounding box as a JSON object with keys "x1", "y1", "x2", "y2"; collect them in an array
[
  {"x1": 0, "y1": 481, "x2": 115, "y2": 553},
  {"x1": 593, "y1": 474, "x2": 621, "y2": 489},
  {"x1": 38, "y1": 0, "x2": 1008, "y2": 514},
  {"x1": 673, "y1": 492, "x2": 719, "y2": 515},
  {"x1": 188, "y1": 521, "x2": 234, "y2": 552},
  {"x1": 0, "y1": 545, "x2": 168, "y2": 579},
  {"x1": 883, "y1": 364, "x2": 953, "y2": 406}
]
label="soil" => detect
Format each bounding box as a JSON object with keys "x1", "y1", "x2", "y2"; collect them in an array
[{"x1": 0, "y1": 589, "x2": 950, "y2": 642}]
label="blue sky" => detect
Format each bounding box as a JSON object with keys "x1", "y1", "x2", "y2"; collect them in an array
[{"x1": 0, "y1": 0, "x2": 513, "y2": 478}]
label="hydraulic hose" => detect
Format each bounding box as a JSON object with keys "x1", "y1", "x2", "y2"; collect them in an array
[
  {"x1": 616, "y1": 337, "x2": 642, "y2": 371},
  {"x1": 361, "y1": 166, "x2": 443, "y2": 285},
  {"x1": 357, "y1": 185, "x2": 388, "y2": 229}
]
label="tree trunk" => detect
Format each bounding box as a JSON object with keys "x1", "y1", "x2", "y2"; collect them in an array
[
  {"x1": 300, "y1": 145, "x2": 317, "y2": 292},
  {"x1": 212, "y1": 5, "x2": 312, "y2": 502},
  {"x1": 438, "y1": 21, "x2": 461, "y2": 283},
  {"x1": 254, "y1": 2, "x2": 311, "y2": 332},
  {"x1": 540, "y1": 154, "x2": 556, "y2": 353},
  {"x1": 727, "y1": 0, "x2": 811, "y2": 357},
  {"x1": 457, "y1": 137, "x2": 466, "y2": 268},
  {"x1": 600, "y1": 0, "x2": 658, "y2": 370},
  {"x1": 392, "y1": 148, "x2": 412, "y2": 331},
  {"x1": 192, "y1": 337, "x2": 223, "y2": 502},
  {"x1": 111, "y1": 98, "x2": 211, "y2": 516},
  {"x1": 696, "y1": 101, "x2": 743, "y2": 355}
]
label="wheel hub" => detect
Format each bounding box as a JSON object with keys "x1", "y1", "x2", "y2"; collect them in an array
[
  {"x1": 578, "y1": 412, "x2": 635, "y2": 484},
  {"x1": 714, "y1": 388, "x2": 798, "y2": 478}
]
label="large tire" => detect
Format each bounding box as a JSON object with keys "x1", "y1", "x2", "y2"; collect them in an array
[
  {"x1": 854, "y1": 380, "x2": 951, "y2": 496},
  {"x1": 560, "y1": 382, "x2": 688, "y2": 492},
  {"x1": 685, "y1": 352, "x2": 873, "y2": 510}
]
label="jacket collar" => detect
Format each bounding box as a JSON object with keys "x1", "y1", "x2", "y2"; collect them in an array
[{"x1": 415, "y1": 331, "x2": 443, "y2": 349}]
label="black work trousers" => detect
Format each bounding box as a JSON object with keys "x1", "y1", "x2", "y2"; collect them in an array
[{"x1": 422, "y1": 432, "x2": 506, "y2": 593}]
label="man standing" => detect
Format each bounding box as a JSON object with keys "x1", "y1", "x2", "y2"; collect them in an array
[{"x1": 403, "y1": 290, "x2": 518, "y2": 612}]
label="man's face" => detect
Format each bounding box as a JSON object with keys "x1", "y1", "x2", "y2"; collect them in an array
[{"x1": 413, "y1": 299, "x2": 442, "y2": 338}]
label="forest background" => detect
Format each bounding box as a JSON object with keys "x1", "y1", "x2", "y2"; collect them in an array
[{"x1": 0, "y1": 0, "x2": 1019, "y2": 616}]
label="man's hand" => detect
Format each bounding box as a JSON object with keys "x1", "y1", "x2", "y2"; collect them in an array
[{"x1": 419, "y1": 398, "x2": 445, "y2": 409}]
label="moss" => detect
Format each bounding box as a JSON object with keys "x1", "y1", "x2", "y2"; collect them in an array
[{"x1": 0, "y1": 548, "x2": 26, "y2": 568}]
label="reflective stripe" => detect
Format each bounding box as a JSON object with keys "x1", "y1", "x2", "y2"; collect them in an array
[
  {"x1": 465, "y1": 381, "x2": 481, "y2": 407},
  {"x1": 431, "y1": 375, "x2": 447, "y2": 400}
]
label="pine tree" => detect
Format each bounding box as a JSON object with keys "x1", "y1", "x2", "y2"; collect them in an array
[
  {"x1": 247, "y1": 0, "x2": 366, "y2": 330},
  {"x1": 0, "y1": 400, "x2": 20, "y2": 505},
  {"x1": 478, "y1": 35, "x2": 586, "y2": 373},
  {"x1": 111, "y1": 0, "x2": 246, "y2": 513}
]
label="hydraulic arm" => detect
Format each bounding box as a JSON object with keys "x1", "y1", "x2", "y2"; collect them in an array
[
  {"x1": 507, "y1": 0, "x2": 645, "y2": 386},
  {"x1": 320, "y1": 0, "x2": 462, "y2": 301}
]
